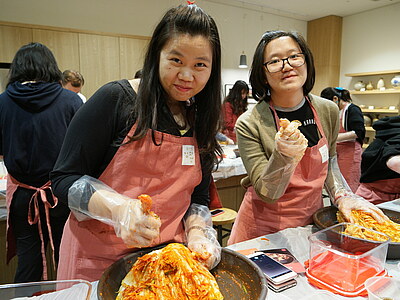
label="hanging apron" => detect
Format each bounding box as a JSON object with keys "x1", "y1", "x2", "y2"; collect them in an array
[
  {"x1": 56, "y1": 126, "x2": 203, "y2": 282},
  {"x1": 6, "y1": 175, "x2": 58, "y2": 280},
  {"x1": 336, "y1": 103, "x2": 362, "y2": 193},
  {"x1": 356, "y1": 178, "x2": 400, "y2": 205},
  {"x1": 228, "y1": 99, "x2": 329, "y2": 244}
]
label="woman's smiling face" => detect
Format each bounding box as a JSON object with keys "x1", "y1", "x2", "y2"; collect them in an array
[{"x1": 159, "y1": 33, "x2": 213, "y2": 103}]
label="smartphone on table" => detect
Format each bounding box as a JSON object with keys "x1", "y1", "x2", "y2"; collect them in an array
[
  {"x1": 210, "y1": 209, "x2": 224, "y2": 217},
  {"x1": 248, "y1": 252, "x2": 298, "y2": 285},
  {"x1": 266, "y1": 278, "x2": 297, "y2": 293}
]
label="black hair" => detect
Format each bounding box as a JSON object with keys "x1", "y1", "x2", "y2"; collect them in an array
[
  {"x1": 321, "y1": 87, "x2": 352, "y2": 103},
  {"x1": 223, "y1": 80, "x2": 249, "y2": 115},
  {"x1": 8, "y1": 42, "x2": 62, "y2": 86},
  {"x1": 128, "y1": 4, "x2": 222, "y2": 174},
  {"x1": 249, "y1": 30, "x2": 315, "y2": 102},
  {"x1": 134, "y1": 69, "x2": 142, "y2": 79}
]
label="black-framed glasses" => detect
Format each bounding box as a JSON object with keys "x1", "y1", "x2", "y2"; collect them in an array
[{"x1": 263, "y1": 53, "x2": 306, "y2": 73}]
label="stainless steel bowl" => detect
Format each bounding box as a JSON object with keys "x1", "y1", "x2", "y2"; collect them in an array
[{"x1": 98, "y1": 244, "x2": 268, "y2": 300}]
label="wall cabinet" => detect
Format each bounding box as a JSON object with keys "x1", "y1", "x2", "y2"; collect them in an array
[
  {"x1": 0, "y1": 21, "x2": 150, "y2": 98},
  {"x1": 345, "y1": 70, "x2": 400, "y2": 147},
  {"x1": 33, "y1": 29, "x2": 80, "y2": 73},
  {"x1": 0, "y1": 25, "x2": 32, "y2": 63}
]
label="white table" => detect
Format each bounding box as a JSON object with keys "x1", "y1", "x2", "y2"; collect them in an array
[
  {"x1": 86, "y1": 225, "x2": 400, "y2": 299},
  {"x1": 227, "y1": 225, "x2": 400, "y2": 300}
]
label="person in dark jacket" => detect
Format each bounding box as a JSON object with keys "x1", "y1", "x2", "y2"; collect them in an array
[
  {"x1": 0, "y1": 42, "x2": 83, "y2": 283},
  {"x1": 320, "y1": 87, "x2": 365, "y2": 192},
  {"x1": 356, "y1": 116, "x2": 400, "y2": 204}
]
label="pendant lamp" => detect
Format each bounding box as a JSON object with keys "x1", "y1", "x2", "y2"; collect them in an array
[{"x1": 239, "y1": 52, "x2": 248, "y2": 69}]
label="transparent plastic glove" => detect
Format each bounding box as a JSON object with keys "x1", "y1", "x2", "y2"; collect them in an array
[
  {"x1": 68, "y1": 175, "x2": 161, "y2": 247},
  {"x1": 324, "y1": 156, "x2": 389, "y2": 224},
  {"x1": 275, "y1": 118, "x2": 308, "y2": 162},
  {"x1": 337, "y1": 131, "x2": 357, "y2": 143},
  {"x1": 260, "y1": 151, "x2": 297, "y2": 200},
  {"x1": 336, "y1": 194, "x2": 390, "y2": 224},
  {"x1": 183, "y1": 203, "x2": 221, "y2": 270}
]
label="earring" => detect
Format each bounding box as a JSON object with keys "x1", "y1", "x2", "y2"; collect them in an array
[{"x1": 186, "y1": 97, "x2": 195, "y2": 106}]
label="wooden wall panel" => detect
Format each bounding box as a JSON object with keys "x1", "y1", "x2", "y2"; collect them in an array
[
  {"x1": 79, "y1": 33, "x2": 120, "y2": 98},
  {"x1": 307, "y1": 16, "x2": 342, "y2": 96},
  {"x1": 32, "y1": 29, "x2": 80, "y2": 73},
  {"x1": 119, "y1": 37, "x2": 149, "y2": 79},
  {"x1": 0, "y1": 25, "x2": 32, "y2": 62}
]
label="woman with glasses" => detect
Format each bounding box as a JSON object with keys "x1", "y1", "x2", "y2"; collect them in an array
[
  {"x1": 320, "y1": 87, "x2": 365, "y2": 192},
  {"x1": 228, "y1": 30, "x2": 388, "y2": 244}
]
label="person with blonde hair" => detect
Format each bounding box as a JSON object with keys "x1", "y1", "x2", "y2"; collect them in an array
[{"x1": 62, "y1": 69, "x2": 86, "y2": 102}]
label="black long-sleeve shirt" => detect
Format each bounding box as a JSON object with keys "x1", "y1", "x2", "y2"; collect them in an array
[
  {"x1": 50, "y1": 80, "x2": 211, "y2": 207},
  {"x1": 343, "y1": 103, "x2": 365, "y2": 145},
  {"x1": 360, "y1": 116, "x2": 400, "y2": 183}
]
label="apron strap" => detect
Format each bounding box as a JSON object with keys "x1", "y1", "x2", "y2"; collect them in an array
[{"x1": 9, "y1": 176, "x2": 58, "y2": 280}]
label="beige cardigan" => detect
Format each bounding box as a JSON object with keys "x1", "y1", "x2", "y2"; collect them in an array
[{"x1": 236, "y1": 94, "x2": 340, "y2": 203}]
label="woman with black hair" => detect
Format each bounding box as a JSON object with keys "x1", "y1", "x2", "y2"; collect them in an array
[
  {"x1": 320, "y1": 87, "x2": 365, "y2": 192},
  {"x1": 0, "y1": 42, "x2": 83, "y2": 282},
  {"x1": 222, "y1": 80, "x2": 249, "y2": 143},
  {"x1": 228, "y1": 30, "x2": 387, "y2": 244},
  {"x1": 51, "y1": 3, "x2": 223, "y2": 281}
]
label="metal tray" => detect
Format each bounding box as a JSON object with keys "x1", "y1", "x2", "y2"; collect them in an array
[
  {"x1": 313, "y1": 206, "x2": 400, "y2": 259},
  {"x1": 98, "y1": 244, "x2": 268, "y2": 300}
]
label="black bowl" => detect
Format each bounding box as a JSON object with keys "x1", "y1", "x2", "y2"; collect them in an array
[
  {"x1": 313, "y1": 206, "x2": 400, "y2": 259},
  {"x1": 97, "y1": 244, "x2": 268, "y2": 300}
]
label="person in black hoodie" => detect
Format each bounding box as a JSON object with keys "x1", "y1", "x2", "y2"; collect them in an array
[
  {"x1": 356, "y1": 116, "x2": 400, "y2": 204},
  {"x1": 0, "y1": 42, "x2": 83, "y2": 282}
]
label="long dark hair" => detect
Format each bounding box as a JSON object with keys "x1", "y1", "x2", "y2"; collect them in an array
[
  {"x1": 128, "y1": 4, "x2": 222, "y2": 174},
  {"x1": 223, "y1": 80, "x2": 249, "y2": 115},
  {"x1": 8, "y1": 42, "x2": 62, "y2": 86},
  {"x1": 249, "y1": 30, "x2": 315, "y2": 102}
]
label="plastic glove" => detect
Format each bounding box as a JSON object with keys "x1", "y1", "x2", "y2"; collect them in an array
[
  {"x1": 275, "y1": 118, "x2": 308, "y2": 162},
  {"x1": 183, "y1": 203, "x2": 221, "y2": 269},
  {"x1": 324, "y1": 155, "x2": 389, "y2": 224},
  {"x1": 68, "y1": 175, "x2": 161, "y2": 248},
  {"x1": 336, "y1": 194, "x2": 390, "y2": 224},
  {"x1": 111, "y1": 197, "x2": 161, "y2": 247}
]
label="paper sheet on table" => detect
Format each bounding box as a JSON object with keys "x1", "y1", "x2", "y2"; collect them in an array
[
  {"x1": 377, "y1": 199, "x2": 400, "y2": 213},
  {"x1": 12, "y1": 283, "x2": 90, "y2": 300}
]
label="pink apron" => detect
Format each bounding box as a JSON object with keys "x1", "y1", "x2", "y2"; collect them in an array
[
  {"x1": 356, "y1": 178, "x2": 400, "y2": 205},
  {"x1": 56, "y1": 127, "x2": 202, "y2": 281},
  {"x1": 228, "y1": 99, "x2": 329, "y2": 244},
  {"x1": 6, "y1": 175, "x2": 58, "y2": 279},
  {"x1": 336, "y1": 103, "x2": 362, "y2": 193}
]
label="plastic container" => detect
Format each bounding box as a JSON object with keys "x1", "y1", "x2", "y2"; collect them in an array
[
  {"x1": 0, "y1": 280, "x2": 92, "y2": 299},
  {"x1": 365, "y1": 276, "x2": 400, "y2": 300},
  {"x1": 307, "y1": 223, "x2": 390, "y2": 297}
]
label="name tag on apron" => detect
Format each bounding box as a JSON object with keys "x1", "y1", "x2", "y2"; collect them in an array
[
  {"x1": 319, "y1": 144, "x2": 329, "y2": 163},
  {"x1": 182, "y1": 145, "x2": 195, "y2": 165}
]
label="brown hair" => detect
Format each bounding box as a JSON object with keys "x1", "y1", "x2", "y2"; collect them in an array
[{"x1": 62, "y1": 70, "x2": 84, "y2": 87}]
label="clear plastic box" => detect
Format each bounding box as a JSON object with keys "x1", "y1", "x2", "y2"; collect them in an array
[{"x1": 307, "y1": 223, "x2": 390, "y2": 297}]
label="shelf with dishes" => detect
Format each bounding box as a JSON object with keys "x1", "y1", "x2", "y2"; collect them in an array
[
  {"x1": 350, "y1": 89, "x2": 400, "y2": 95},
  {"x1": 360, "y1": 108, "x2": 399, "y2": 114},
  {"x1": 345, "y1": 70, "x2": 400, "y2": 149}
]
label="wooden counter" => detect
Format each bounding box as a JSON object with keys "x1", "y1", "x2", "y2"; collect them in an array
[{"x1": 215, "y1": 174, "x2": 246, "y2": 212}]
